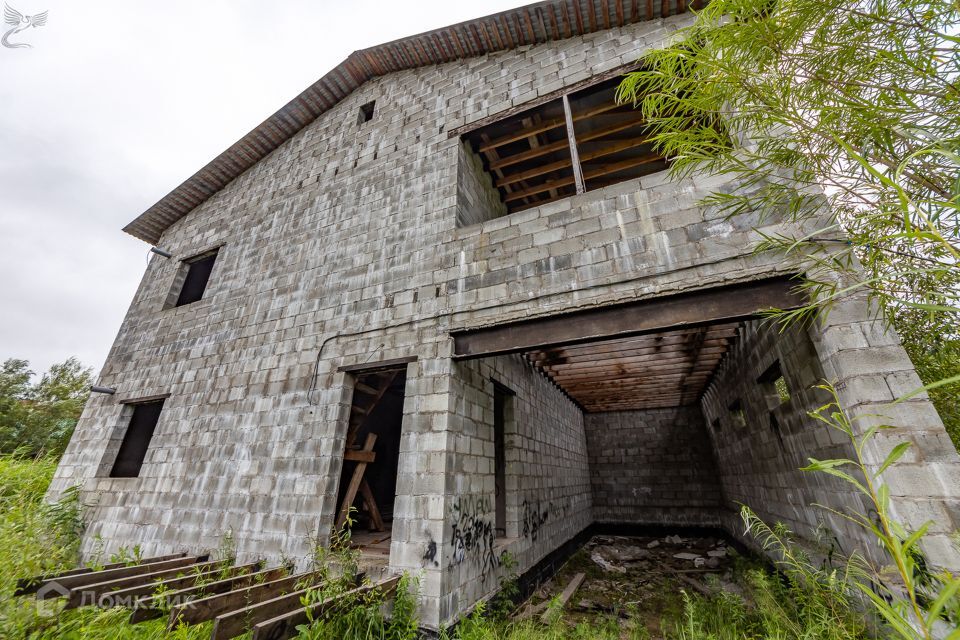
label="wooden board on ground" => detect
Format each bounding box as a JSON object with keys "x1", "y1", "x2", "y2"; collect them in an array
[
  {"x1": 102, "y1": 561, "x2": 263, "y2": 607},
  {"x1": 65, "y1": 559, "x2": 229, "y2": 609},
  {"x1": 166, "y1": 567, "x2": 313, "y2": 629},
  {"x1": 35, "y1": 555, "x2": 207, "y2": 598},
  {"x1": 540, "y1": 572, "x2": 585, "y2": 623},
  {"x1": 14, "y1": 553, "x2": 187, "y2": 596},
  {"x1": 209, "y1": 575, "x2": 334, "y2": 640},
  {"x1": 129, "y1": 563, "x2": 280, "y2": 624},
  {"x1": 251, "y1": 577, "x2": 400, "y2": 640}
]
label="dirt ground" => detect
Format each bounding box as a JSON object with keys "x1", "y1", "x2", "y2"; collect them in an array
[{"x1": 519, "y1": 534, "x2": 741, "y2": 635}]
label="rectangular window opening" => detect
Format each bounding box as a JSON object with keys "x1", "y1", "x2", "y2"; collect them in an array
[
  {"x1": 358, "y1": 101, "x2": 376, "y2": 125},
  {"x1": 175, "y1": 249, "x2": 219, "y2": 307},
  {"x1": 758, "y1": 361, "x2": 790, "y2": 405},
  {"x1": 492, "y1": 381, "x2": 514, "y2": 538},
  {"x1": 728, "y1": 399, "x2": 746, "y2": 428},
  {"x1": 110, "y1": 399, "x2": 164, "y2": 478},
  {"x1": 457, "y1": 76, "x2": 669, "y2": 226}
]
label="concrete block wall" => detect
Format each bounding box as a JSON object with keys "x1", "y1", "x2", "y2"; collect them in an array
[
  {"x1": 439, "y1": 353, "x2": 590, "y2": 623},
  {"x1": 585, "y1": 407, "x2": 721, "y2": 526},
  {"x1": 46, "y1": 7, "x2": 960, "y2": 631},
  {"x1": 456, "y1": 141, "x2": 505, "y2": 227}
]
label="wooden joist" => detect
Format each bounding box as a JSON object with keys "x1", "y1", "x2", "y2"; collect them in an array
[
  {"x1": 35, "y1": 555, "x2": 207, "y2": 599},
  {"x1": 209, "y1": 574, "x2": 346, "y2": 640},
  {"x1": 14, "y1": 553, "x2": 187, "y2": 596},
  {"x1": 250, "y1": 577, "x2": 400, "y2": 640},
  {"x1": 478, "y1": 101, "x2": 625, "y2": 152},
  {"x1": 96, "y1": 561, "x2": 263, "y2": 609},
  {"x1": 488, "y1": 116, "x2": 646, "y2": 170},
  {"x1": 64, "y1": 558, "x2": 224, "y2": 609},
  {"x1": 496, "y1": 134, "x2": 652, "y2": 187},
  {"x1": 504, "y1": 153, "x2": 662, "y2": 201},
  {"x1": 131, "y1": 564, "x2": 283, "y2": 624},
  {"x1": 165, "y1": 566, "x2": 300, "y2": 629}
]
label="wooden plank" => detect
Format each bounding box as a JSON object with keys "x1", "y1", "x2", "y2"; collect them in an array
[
  {"x1": 209, "y1": 575, "x2": 342, "y2": 640},
  {"x1": 531, "y1": 343, "x2": 729, "y2": 367},
  {"x1": 65, "y1": 559, "x2": 227, "y2": 609},
  {"x1": 504, "y1": 153, "x2": 661, "y2": 202},
  {"x1": 452, "y1": 278, "x2": 803, "y2": 359},
  {"x1": 343, "y1": 450, "x2": 376, "y2": 464},
  {"x1": 251, "y1": 577, "x2": 400, "y2": 640},
  {"x1": 496, "y1": 134, "x2": 651, "y2": 187},
  {"x1": 541, "y1": 573, "x2": 586, "y2": 622},
  {"x1": 336, "y1": 433, "x2": 377, "y2": 530},
  {"x1": 131, "y1": 564, "x2": 285, "y2": 624},
  {"x1": 358, "y1": 478, "x2": 385, "y2": 532},
  {"x1": 478, "y1": 101, "x2": 624, "y2": 152},
  {"x1": 562, "y1": 94, "x2": 586, "y2": 194},
  {"x1": 35, "y1": 555, "x2": 206, "y2": 598},
  {"x1": 166, "y1": 567, "x2": 302, "y2": 629},
  {"x1": 14, "y1": 553, "x2": 187, "y2": 596},
  {"x1": 489, "y1": 116, "x2": 646, "y2": 170},
  {"x1": 101, "y1": 561, "x2": 263, "y2": 607},
  {"x1": 347, "y1": 370, "x2": 398, "y2": 446}
]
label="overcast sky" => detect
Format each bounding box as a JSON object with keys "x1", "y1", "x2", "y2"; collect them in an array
[{"x1": 0, "y1": 0, "x2": 519, "y2": 379}]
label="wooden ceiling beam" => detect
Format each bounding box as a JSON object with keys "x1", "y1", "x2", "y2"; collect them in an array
[
  {"x1": 496, "y1": 134, "x2": 652, "y2": 187},
  {"x1": 526, "y1": 341, "x2": 730, "y2": 366},
  {"x1": 504, "y1": 153, "x2": 662, "y2": 202},
  {"x1": 488, "y1": 116, "x2": 645, "y2": 170},
  {"x1": 478, "y1": 101, "x2": 625, "y2": 152}
]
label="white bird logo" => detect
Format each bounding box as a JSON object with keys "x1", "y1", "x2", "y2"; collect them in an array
[{"x1": 3, "y1": 4, "x2": 47, "y2": 49}]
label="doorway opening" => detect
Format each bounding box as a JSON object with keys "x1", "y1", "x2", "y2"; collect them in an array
[{"x1": 334, "y1": 366, "x2": 407, "y2": 561}]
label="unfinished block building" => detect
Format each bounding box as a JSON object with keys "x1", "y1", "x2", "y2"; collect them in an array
[{"x1": 50, "y1": 0, "x2": 960, "y2": 630}]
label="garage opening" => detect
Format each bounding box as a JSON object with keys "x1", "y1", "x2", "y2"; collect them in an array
[
  {"x1": 450, "y1": 278, "x2": 828, "y2": 535},
  {"x1": 334, "y1": 366, "x2": 408, "y2": 562}
]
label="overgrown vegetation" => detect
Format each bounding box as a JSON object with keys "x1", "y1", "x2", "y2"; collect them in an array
[
  {"x1": 616, "y1": 0, "x2": 960, "y2": 445},
  {"x1": 0, "y1": 357, "x2": 92, "y2": 457}
]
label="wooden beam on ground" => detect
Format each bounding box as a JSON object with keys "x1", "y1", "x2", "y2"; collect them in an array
[
  {"x1": 250, "y1": 577, "x2": 400, "y2": 640},
  {"x1": 101, "y1": 561, "x2": 263, "y2": 609},
  {"x1": 336, "y1": 433, "x2": 378, "y2": 530},
  {"x1": 209, "y1": 574, "x2": 348, "y2": 640},
  {"x1": 14, "y1": 553, "x2": 187, "y2": 596},
  {"x1": 165, "y1": 567, "x2": 305, "y2": 629},
  {"x1": 451, "y1": 278, "x2": 803, "y2": 359},
  {"x1": 131, "y1": 564, "x2": 285, "y2": 624},
  {"x1": 34, "y1": 555, "x2": 206, "y2": 599},
  {"x1": 540, "y1": 573, "x2": 586, "y2": 623},
  {"x1": 65, "y1": 559, "x2": 227, "y2": 609}
]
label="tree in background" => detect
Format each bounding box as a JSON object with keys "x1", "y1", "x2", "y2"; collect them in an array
[
  {"x1": 617, "y1": 0, "x2": 959, "y2": 447},
  {"x1": 0, "y1": 358, "x2": 92, "y2": 458}
]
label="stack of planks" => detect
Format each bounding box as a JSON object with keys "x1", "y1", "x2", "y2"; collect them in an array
[{"x1": 15, "y1": 554, "x2": 400, "y2": 640}]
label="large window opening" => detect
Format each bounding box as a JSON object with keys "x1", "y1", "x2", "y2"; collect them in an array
[
  {"x1": 334, "y1": 366, "x2": 408, "y2": 560},
  {"x1": 110, "y1": 399, "x2": 165, "y2": 478},
  {"x1": 458, "y1": 76, "x2": 668, "y2": 224}
]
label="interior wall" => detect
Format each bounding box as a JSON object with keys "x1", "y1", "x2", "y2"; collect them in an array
[
  {"x1": 456, "y1": 140, "x2": 507, "y2": 227},
  {"x1": 700, "y1": 320, "x2": 874, "y2": 556},
  {"x1": 585, "y1": 407, "x2": 722, "y2": 526},
  {"x1": 441, "y1": 353, "x2": 591, "y2": 624}
]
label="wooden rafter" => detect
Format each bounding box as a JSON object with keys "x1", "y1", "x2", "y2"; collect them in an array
[{"x1": 504, "y1": 153, "x2": 662, "y2": 202}]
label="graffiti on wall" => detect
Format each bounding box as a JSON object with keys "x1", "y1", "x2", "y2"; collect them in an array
[
  {"x1": 449, "y1": 495, "x2": 500, "y2": 577},
  {"x1": 521, "y1": 498, "x2": 550, "y2": 542}
]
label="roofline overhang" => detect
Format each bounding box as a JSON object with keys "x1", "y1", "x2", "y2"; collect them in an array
[{"x1": 123, "y1": 0, "x2": 695, "y2": 244}]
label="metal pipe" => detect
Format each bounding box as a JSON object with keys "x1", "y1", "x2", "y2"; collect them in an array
[
  {"x1": 150, "y1": 247, "x2": 173, "y2": 258},
  {"x1": 90, "y1": 386, "x2": 116, "y2": 395}
]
